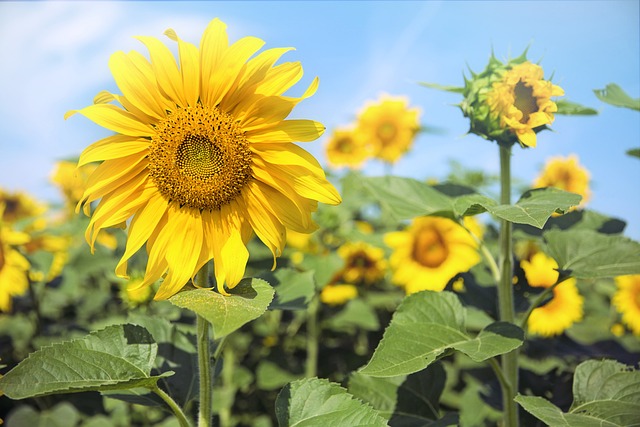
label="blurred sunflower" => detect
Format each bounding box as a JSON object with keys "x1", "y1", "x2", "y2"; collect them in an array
[
  {"x1": 121, "y1": 278, "x2": 153, "y2": 307},
  {"x1": 533, "y1": 154, "x2": 590, "y2": 209},
  {"x1": 336, "y1": 241, "x2": 386, "y2": 285},
  {"x1": 325, "y1": 127, "x2": 370, "y2": 169},
  {"x1": 487, "y1": 62, "x2": 564, "y2": 148},
  {"x1": 320, "y1": 283, "x2": 358, "y2": 306},
  {"x1": 356, "y1": 94, "x2": 420, "y2": 163},
  {"x1": 0, "y1": 189, "x2": 45, "y2": 224},
  {"x1": 384, "y1": 216, "x2": 479, "y2": 294},
  {"x1": 22, "y1": 220, "x2": 71, "y2": 283},
  {"x1": 66, "y1": 18, "x2": 341, "y2": 299},
  {"x1": 0, "y1": 210, "x2": 31, "y2": 312},
  {"x1": 521, "y1": 251, "x2": 583, "y2": 337},
  {"x1": 51, "y1": 160, "x2": 98, "y2": 214},
  {"x1": 612, "y1": 275, "x2": 640, "y2": 335}
]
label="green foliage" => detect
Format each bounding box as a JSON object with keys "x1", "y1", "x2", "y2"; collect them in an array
[
  {"x1": 275, "y1": 377, "x2": 388, "y2": 426},
  {"x1": 268, "y1": 269, "x2": 316, "y2": 311},
  {"x1": 0, "y1": 324, "x2": 171, "y2": 399},
  {"x1": 359, "y1": 292, "x2": 523, "y2": 377},
  {"x1": 555, "y1": 99, "x2": 598, "y2": 115},
  {"x1": 491, "y1": 188, "x2": 582, "y2": 228},
  {"x1": 516, "y1": 360, "x2": 640, "y2": 426},
  {"x1": 169, "y1": 278, "x2": 275, "y2": 339},
  {"x1": 594, "y1": 83, "x2": 640, "y2": 111},
  {"x1": 627, "y1": 148, "x2": 640, "y2": 159},
  {"x1": 544, "y1": 229, "x2": 640, "y2": 278}
]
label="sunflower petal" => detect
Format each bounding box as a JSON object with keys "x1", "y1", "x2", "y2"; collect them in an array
[
  {"x1": 79, "y1": 138, "x2": 148, "y2": 167},
  {"x1": 246, "y1": 119, "x2": 325, "y2": 143},
  {"x1": 67, "y1": 103, "x2": 155, "y2": 137}
]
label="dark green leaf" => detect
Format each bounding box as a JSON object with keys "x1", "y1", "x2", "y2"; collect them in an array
[
  {"x1": 488, "y1": 188, "x2": 582, "y2": 228},
  {"x1": 544, "y1": 229, "x2": 640, "y2": 278},
  {"x1": 555, "y1": 99, "x2": 598, "y2": 115},
  {"x1": 269, "y1": 269, "x2": 316, "y2": 310},
  {"x1": 276, "y1": 377, "x2": 387, "y2": 426},
  {"x1": 169, "y1": 278, "x2": 275, "y2": 339},
  {"x1": 627, "y1": 148, "x2": 640, "y2": 159},
  {"x1": 594, "y1": 84, "x2": 640, "y2": 111}
]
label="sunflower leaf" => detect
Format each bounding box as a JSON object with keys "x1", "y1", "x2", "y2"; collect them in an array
[
  {"x1": 555, "y1": 99, "x2": 598, "y2": 115},
  {"x1": 627, "y1": 148, "x2": 640, "y2": 159},
  {"x1": 544, "y1": 229, "x2": 640, "y2": 278},
  {"x1": 593, "y1": 83, "x2": 640, "y2": 111},
  {"x1": 0, "y1": 324, "x2": 172, "y2": 399},
  {"x1": 169, "y1": 278, "x2": 275, "y2": 339},
  {"x1": 275, "y1": 377, "x2": 388, "y2": 427},
  {"x1": 419, "y1": 82, "x2": 465, "y2": 94},
  {"x1": 359, "y1": 291, "x2": 523, "y2": 377},
  {"x1": 516, "y1": 360, "x2": 640, "y2": 427}
]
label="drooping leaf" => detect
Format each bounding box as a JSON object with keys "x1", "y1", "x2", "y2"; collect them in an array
[
  {"x1": 169, "y1": 278, "x2": 275, "y2": 339},
  {"x1": 419, "y1": 81, "x2": 465, "y2": 94},
  {"x1": 555, "y1": 99, "x2": 598, "y2": 115},
  {"x1": 594, "y1": 83, "x2": 640, "y2": 111},
  {"x1": 488, "y1": 188, "x2": 582, "y2": 228},
  {"x1": 268, "y1": 269, "x2": 316, "y2": 310},
  {"x1": 275, "y1": 377, "x2": 387, "y2": 426},
  {"x1": 544, "y1": 229, "x2": 640, "y2": 278},
  {"x1": 359, "y1": 292, "x2": 523, "y2": 377},
  {"x1": 0, "y1": 324, "x2": 171, "y2": 399}
]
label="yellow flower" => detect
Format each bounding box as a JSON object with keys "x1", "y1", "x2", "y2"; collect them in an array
[
  {"x1": 0, "y1": 217, "x2": 31, "y2": 312},
  {"x1": 325, "y1": 127, "x2": 371, "y2": 169},
  {"x1": 336, "y1": 241, "x2": 386, "y2": 285},
  {"x1": 66, "y1": 18, "x2": 341, "y2": 300},
  {"x1": 385, "y1": 216, "x2": 480, "y2": 294},
  {"x1": 356, "y1": 94, "x2": 420, "y2": 163},
  {"x1": 527, "y1": 278, "x2": 583, "y2": 337},
  {"x1": 51, "y1": 160, "x2": 98, "y2": 214},
  {"x1": 533, "y1": 154, "x2": 590, "y2": 209},
  {"x1": 122, "y1": 279, "x2": 153, "y2": 307},
  {"x1": 612, "y1": 275, "x2": 640, "y2": 336},
  {"x1": 320, "y1": 284, "x2": 358, "y2": 306},
  {"x1": 487, "y1": 62, "x2": 564, "y2": 147},
  {"x1": 0, "y1": 189, "x2": 45, "y2": 224},
  {"x1": 521, "y1": 251, "x2": 559, "y2": 288}
]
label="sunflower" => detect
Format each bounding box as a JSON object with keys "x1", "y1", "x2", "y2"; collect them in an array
[
  {"x1": 336, "y1": 241, "x2": 386, "y2": 285},
  {"x1": 51, "y1": 160, "x2": 98, "y2": 214},
  {"x1": 487, "y1": 62, "x2": 564, "y2": 148},
  {"x1": 356, "y1": 94, "x2": 420, "y2": 163},
  {"x1": 320, "y1": 283, "x2": 358, "y2": 306},
  {"x1": 66, "y1": 18, "x2": 341, "y2": 300},
  {"x1": 612, "y1": 275, "x2": 640, "y2": 335},
  {"x1": 0, "y1": 189, "x2": 45, "y2": 224},
  {"x1": 533, "y1": 154, "x2": 590, "y2": 209},
  {"x1": 521, "y1": 251, "x2": 584, "y2": 337},
  {"x1": 325, "y1": 127, "x2": 370, "y2": 169},
  {"x1": 0, "y1": 210, "x2": 31, "y2": 312},
  {"x1": 384, "y1": 216, "x2": 480, "y2": 294}
]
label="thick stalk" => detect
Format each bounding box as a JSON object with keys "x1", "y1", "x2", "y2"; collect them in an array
[
  {"x1": 305, "y1": 297, "x2": 320, "y2": 378},
  {"x1": 196, "y1": 267, "x2": 212, "y2": 427},
  {"x1": 151, "y1": 384, "x2": 192, "y2": 427},
  {"x1": 498, "y1": 144, "x2": 519, "y2": 427}
]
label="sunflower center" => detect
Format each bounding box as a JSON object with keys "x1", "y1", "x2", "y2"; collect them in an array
[
  {"x1": 350, "y1": 252, "x2": 374, "y2": 269},
  {"x1": 412, "y1": 226, "x2": 449, "y2": 268},
  {"x1": 336, "y1": 136, "x2": 355, "y2": 153},
  {"x1": 376, "y1": 122, "x2": 398, "y2": 144},
  {"x1": 0, "y1": 242, "x2": 5, "y2": 271},
  {"x1": 148, "y1": 105, "x2": 253, "y2": 211},
  {"x1": 513, "y1": 80, "x2": 539, "y2": 124}
]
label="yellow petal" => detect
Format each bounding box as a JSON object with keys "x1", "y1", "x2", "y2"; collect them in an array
[
  {"x1": 221, "y1": 229, "x2": 249, "y2": 290},
  {"x1": 255, "y1": 61, "x2": 303, "y2": 96},
  {"x1": 165, "y1": 28, "x2": 200, "y2": 107},
  {"x1": 199, "y1": 18, "x2": 228, "y2": 106},
  {"x1": 246, "y1": 119, "x2": 325, "y2": 143},
  {"x1": 517, "y1": 129, "x2": 537, "y2": 148},
  {"x1": 78, "y1": 138, "x2": 148, "y2": 167},
  {"x1": 67, "y1": 103, "x2": 155, "y2": 137}
]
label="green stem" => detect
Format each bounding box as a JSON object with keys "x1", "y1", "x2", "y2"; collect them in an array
[
  {"x1": 464, "y1": 221, "x2": 501, "y2": 284},
  {"x1": 498, "y1": 144, "x2": 519, "y2": 427},
  {"x1": 150, "y1": 384, "x2": 192, "y2": 427},
  {"x1": 218, "y1": 344, "x2": 235, "y2": 427},
  {"x1": 196, "y1": 267, "x2": 212, "y2": 427},
  {"x1": 305, "y1": 297, "x2": 320, "y2": 378}
]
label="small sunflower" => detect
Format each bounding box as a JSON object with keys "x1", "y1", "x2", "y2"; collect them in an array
[
  {"x1": 385, "y1": 216, "x2": 480, "y2": 294},
  {"x1": 325, "y1": 127, "x2": 370, "y2": 169},
  {"x1": 356, "y1": 94, "x2": 420, "y2": 163},
  {"x1": 0, "y1": 189, "x2": 45, "y2": 224},
  {"x1": 533, "y1": 154, "x2": 590, "y2": 209},
  {"x1": 521, "y1": 251, "x2": 583, "y2": 337},
  {"x1": 51, "y1": 160, "x2": 98, "y2": 214},
  {"x1": 320, "y1": 283, "x2": 358, "y2": 306},
  {"x1": 612, "y1": 275, "x2": 640, "y2": 336},
  {"x1": 67, "y1": 18, "x2": 341, "y2": 300},
  {"x1": 487, "y1": 62, "x2": 564, "y2": 147},
  {"x1": 336, "y1": 241, "x2": 386, "y2": 285},
  {"x1": 0, "y1": 211, "x2": 31, "y2": 312}
]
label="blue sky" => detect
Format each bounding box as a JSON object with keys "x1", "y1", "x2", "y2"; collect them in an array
[{"x1": 1, "y1": 1, "x2": 638, "y2": 237}]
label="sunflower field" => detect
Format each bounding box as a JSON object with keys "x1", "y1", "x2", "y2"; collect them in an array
[{"x1": 1, "y1": 4, "x2": 640, "y2": 427}]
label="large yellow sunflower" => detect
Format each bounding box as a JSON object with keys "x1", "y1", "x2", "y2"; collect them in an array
[
  {"x1": 325, "y1": 127, "x2": 370, "y2": 169},
  {"x1": 612, "y1": 275, "x2": 640, "y2": 336},
  {"x1": 487, "y1": 62, "x2": 564, "y2": 148},
  {"x1": 66, "y1": 18, "x2": 341, "y2": 300},
  {"x1": 356, "y1": 94, "x2": 420, "y2": 163},
  {"x1": 0, "y1": 210, "x2": 31, "y2": 312},
  {"x1": 533, "y1": 154, "x2": 590, "y2": 209},
  {"x1": 384, "y1": 216, "x2": 480, "y2": 294},
  {"x1": 521, "y1": 251, "x2": 583, "y2": 337}
]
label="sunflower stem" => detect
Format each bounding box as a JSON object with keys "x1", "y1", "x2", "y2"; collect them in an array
[
  {"x1": 150, "y1": 384, "x2": 192, "y2": 427},
  {"x1": 497, "y1": 144, "x2": 519, "y2": 427},
  {"x1": 196, "y1": 267, "x2": 212, "y2": 427},
  {"x1": 305, "y1": 297, "x2": 320, "y2": 378}
]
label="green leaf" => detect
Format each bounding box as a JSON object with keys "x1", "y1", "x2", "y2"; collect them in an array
[
  {"x1": 4, "y1": 402, "x2": 81, "y2": 427},
  {"x1": 269, "y1": 269, "x2": 316, "y2": 310},
  {"x1": 555, "y1": 99, "x2": 598, "y2": 115},
  {"x1": 544, "y1": 229, "x2": 640, "y2": 278},
  {"x1": 256, "y1": 361, "x2": 301, "y2": 391},
  {"x1": 324, "y1": 299, "x2": 380, "y2": 332},
  {"x1": 488, "y1": 188, "x2": 582, "y2": 228},
  {"x1": 419, "y1": 81, "x2": 465, "y2": 94},
  {"x1": 359, "y1": 292, "x2": 523, "y2": 377},
  {"x1": 275, "y1": 377, "x2": 388, "y2": 426},
  {"x1": 169, "y1": 278, "x2": 275, "y2": 339},
  {"x1": 594, "y1": 83, "x2": 640, "y2": 111},
  {"x1": 627, "y1": 148, "x2": 640, "y2": 159},
  {"x1": 516, "y1": 360, "x2": 640, "y2": 426},
  {"x1": 0, "y1": 324, "x2": 170, "y2": 399}
]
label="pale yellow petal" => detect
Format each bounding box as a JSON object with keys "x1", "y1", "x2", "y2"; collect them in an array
[
  {"x1": 246, "y1": 119, "x2": 325, "y2": 143},
  {"x1": 66, "y1": 103, "x2": 155, "y2": 137}
]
